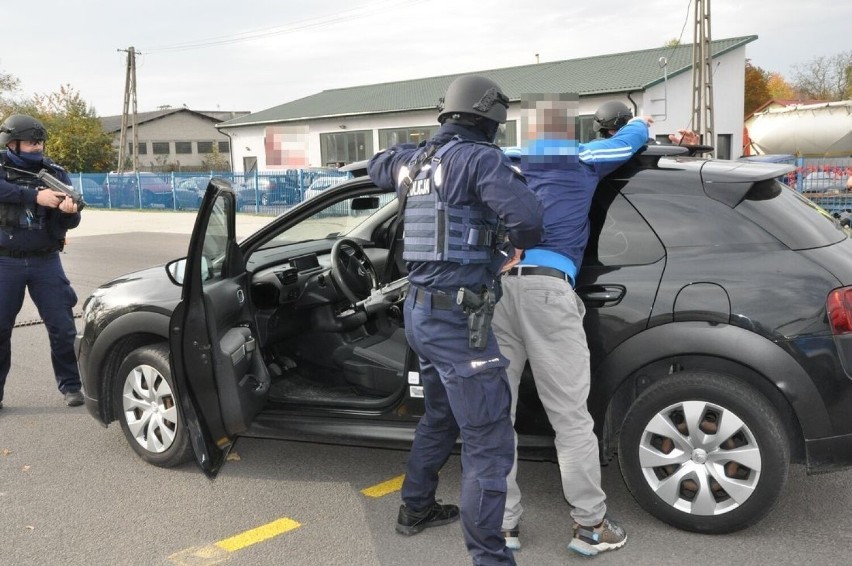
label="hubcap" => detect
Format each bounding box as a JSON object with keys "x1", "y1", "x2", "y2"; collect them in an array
[
  {"x1": 122, "y1": 364, "x2": 179, "y2": 454},
  {"x1": 638, "y1": 400, "x2": 762, "y2": 516}
]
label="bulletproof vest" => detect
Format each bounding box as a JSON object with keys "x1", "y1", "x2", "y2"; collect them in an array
[
  {"x1": 0, "y1": 154, "x2": 53, "y2": 229},
  {"x1": 401, "y1": 138, "x2": 500, "y2": 264}
]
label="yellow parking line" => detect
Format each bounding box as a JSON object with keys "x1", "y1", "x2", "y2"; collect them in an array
[
  {"x1": 216, "y1": 517, "x2": 301, "y2": 551},
  {"x1": 168, "y1": 517, "x2": 301, "y2": 565},
  {"x1": 361, "y1": 474, "x2": 405, "y2": 498}
]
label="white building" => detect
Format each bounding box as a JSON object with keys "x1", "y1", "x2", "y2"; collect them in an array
[{"x1": 217, "y1": 36, "x2": 755, "y2": 172}]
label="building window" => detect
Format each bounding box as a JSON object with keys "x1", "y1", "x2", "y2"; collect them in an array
[
  {"x1": 128, "y1": 142, "x2": 148, "y2": 155},
  {"x1": 320, "y1": 130, "x2": 374, "y2": 166},
  {"x1": 378, "y1": 126, "x2": 438, "y2": 149},
  {"x1": 579, "y1": 116, "x2": 598, "y2": 143},
  {"x1": 218, "y1": 141, "x2": 230, "y2": 153},
  {"x1": 152, "y1": 142, "x2": 170, "y2": 155},
  {"x1": 175, "y1": 141, "x2": 192, "y2": 154},
  {"x1": 716, "y1": 134, "x2": 732, "y2": 160},
  {"x1": 495, "y1": 120, "x2": 518, "y2": 147},
  {"x1": 197, "y1": 141, "x2": 214, "y2": 153}
]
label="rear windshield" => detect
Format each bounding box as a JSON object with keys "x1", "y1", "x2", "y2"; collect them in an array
[{"x1": 735, "y1": 180, "x2": 847, "y2": 250}]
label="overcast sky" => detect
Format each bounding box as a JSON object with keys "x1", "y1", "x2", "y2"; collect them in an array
[{"x1": 2, "y1": 0, "x2": 848, "y2": 117}]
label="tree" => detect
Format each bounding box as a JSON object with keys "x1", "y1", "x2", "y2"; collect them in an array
[
  {"x1": 6, "y1": 85, "x2": 114, "y2": 172},
  {"x1": 201, "y1": 141, "x2": 231, "y2": 172},
  {"x1": 664, "y1": 38, "x2": 681, "y2": 48},
  {"x1": 766, "y1": 72, "x2": 796, "y2": 100},
  {"x1": 791, "y1": 50, "x2": 852, "y2": 101},
  {"x1": 0, "y1": 63, "x2": 21, "y2": 113},
  {"x1": 744, "y1": 60, "x2": 771, "y2": 116}
]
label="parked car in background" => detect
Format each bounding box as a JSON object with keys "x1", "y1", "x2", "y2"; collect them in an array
[
  {"x1": 71, "y1": 178, "x2": 108, "y2": 208},
  {"x1": 237, "y1": 173, "x2": 302, "y2": 208},
  {"x1": 802, "y1": 171, "x2": 844, "y2": 194},
  {"x1": 103, "y1": 172, "x2": 174, "y2": 209},
  {"x1": 303, "y1": 175, "x2": 349, "y2": 201},
  {"x1": 174, "y1": 176, "x2": 211, "y2": 210}
]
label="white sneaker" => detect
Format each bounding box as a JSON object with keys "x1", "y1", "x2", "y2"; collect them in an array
[{"x1": 502, "y1": 528, "x2": 521, "y2": 551}]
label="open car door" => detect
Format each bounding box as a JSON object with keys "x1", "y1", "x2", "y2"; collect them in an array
[{"x1": 169, "y1": 178, "x2": 270, "y2": 477}]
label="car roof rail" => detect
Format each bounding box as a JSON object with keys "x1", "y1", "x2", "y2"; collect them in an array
[{"x1": 339, "y1": 160, "x2": 369, "y2": 177}]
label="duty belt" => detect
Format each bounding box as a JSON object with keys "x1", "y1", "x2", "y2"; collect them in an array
[
  {"x1": 0, "y1": 247, "x2": 60, "y2": 258},
  {"x1": 412, "y1": 286, "x2": 456, "y2": 310}
]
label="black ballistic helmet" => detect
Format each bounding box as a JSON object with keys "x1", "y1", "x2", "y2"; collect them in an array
[
  {"x1": 437, "y1": 75, "x2": 510, "y2": 124},
  {"x1": 0, "y1": 114, "x2": 48, "y2": 147},
  {"x1": 593, "y1": 101, "x2": 633, "y2": 137}
]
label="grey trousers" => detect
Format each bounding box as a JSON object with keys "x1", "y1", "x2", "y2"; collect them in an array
[{"x1": 492, "y1": 273, "x2": 607, "y2": 530}]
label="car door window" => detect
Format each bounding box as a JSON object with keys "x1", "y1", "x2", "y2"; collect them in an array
[
  {"x1": 585, "y1": 190, "x2": 664, "y2": 267},
  {"x1": 201, "y1": 194, "x2": 233, "y2": 282}
]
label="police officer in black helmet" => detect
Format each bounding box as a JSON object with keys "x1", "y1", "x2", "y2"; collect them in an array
[
  {"x1": 593, "y1": 100, "x2": 700, "y2": 144},
  {"x1": 369, "y1": 75, "x2": 543, "y2": 565},
  {"x1": 0, "y1": 114, "x2": 83, "y2": 409}
]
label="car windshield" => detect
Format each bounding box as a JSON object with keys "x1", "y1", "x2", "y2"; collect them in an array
[{"x1": 258, "y1": 192, "x2": 396, "y2": 248}]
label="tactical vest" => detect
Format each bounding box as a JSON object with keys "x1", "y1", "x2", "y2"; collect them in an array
[
  {"x1": 401, "y1": 138, "x2": 500, "y2": 265},
  {"x1": 0, "y1": 154, "x2": 54, "y2": 229}
]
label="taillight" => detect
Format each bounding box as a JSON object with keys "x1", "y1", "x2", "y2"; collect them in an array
[{"x1": 827, "y1": 287, "x2": 852, "y2": 334}]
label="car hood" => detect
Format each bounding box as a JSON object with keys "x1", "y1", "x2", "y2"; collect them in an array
[{"x1": 86, "y1": 264, "x2": 182, "y2": 316}]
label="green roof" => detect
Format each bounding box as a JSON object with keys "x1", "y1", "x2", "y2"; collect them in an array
[{"x1": 220, "y1": 35, "x2": 756, "y2": 127}]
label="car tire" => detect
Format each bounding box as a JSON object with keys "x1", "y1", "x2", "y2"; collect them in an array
[
  {"x1": 114, "y1": 343, "x2": 193, "y2": 468},
  {"x1": 618, "y1": 371, "x2": 789, "y2": 534}
]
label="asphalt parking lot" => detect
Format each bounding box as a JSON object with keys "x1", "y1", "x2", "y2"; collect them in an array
[{"x1": 2, "y1": 209, "x2": 852, "y2": 565}]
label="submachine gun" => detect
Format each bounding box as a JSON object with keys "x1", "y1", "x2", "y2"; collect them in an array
[
  {"x1": 1, "y1": 164, "x2": 87, "y2": 210},
  {"x1": 36, "y1": 169, "x2": 87, "y2": 210}
]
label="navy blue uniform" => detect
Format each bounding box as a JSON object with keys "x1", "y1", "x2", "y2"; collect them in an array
[
  {"x1": 0, "y1": 151, "x2": 82, "y2": 405},
  {"x1": 369, "y1": 122, "x2": 542, "y2": 565}
]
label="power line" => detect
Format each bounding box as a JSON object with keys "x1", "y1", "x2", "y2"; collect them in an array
[
  {"x1": 665, "y1": 0, "x2": 693, "y2": 62},
  {"x1": 143, "y1": 0, "x2": 421, "y2": 54}
]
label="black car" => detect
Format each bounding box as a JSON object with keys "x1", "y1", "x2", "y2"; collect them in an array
[{"x1": 77, "y1": 145, "x2": 852, "y2": 534}]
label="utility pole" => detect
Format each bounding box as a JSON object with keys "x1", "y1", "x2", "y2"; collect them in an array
[
  {"x1": 117, "y1": 46, "x2": 139, "y2": 174},
  {"x1": 691, "y1": 0, "x2": 715, "y2": 154}
]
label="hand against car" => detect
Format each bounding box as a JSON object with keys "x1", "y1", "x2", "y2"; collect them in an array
[{"x1": 669, "y1": 129, "x2": 700, "y2": 145}]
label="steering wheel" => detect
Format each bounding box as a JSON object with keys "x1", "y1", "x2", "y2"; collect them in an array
[{"x1": 330, "y1": 238, "x2": 378, "y2": 304}]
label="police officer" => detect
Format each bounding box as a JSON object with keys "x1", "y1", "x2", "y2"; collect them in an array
[
  {"x1": 593, "y1": 100, "x2": 699, "y2": 145},
  {"x1": 0, "y1": 114, "x2": 83, "y2": 409},
  {"x1": 368, "y1": 75, "x2": 543, "y2": 565}
]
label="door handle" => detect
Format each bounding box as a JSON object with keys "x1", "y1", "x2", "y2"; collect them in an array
[{"x1": 577, "y1": 285, "x2": 625, "y2": 305}]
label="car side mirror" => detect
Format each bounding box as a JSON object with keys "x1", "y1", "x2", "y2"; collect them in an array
[{"x1": 166, "y1": 256, "x2": 212, "y2": 285}]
